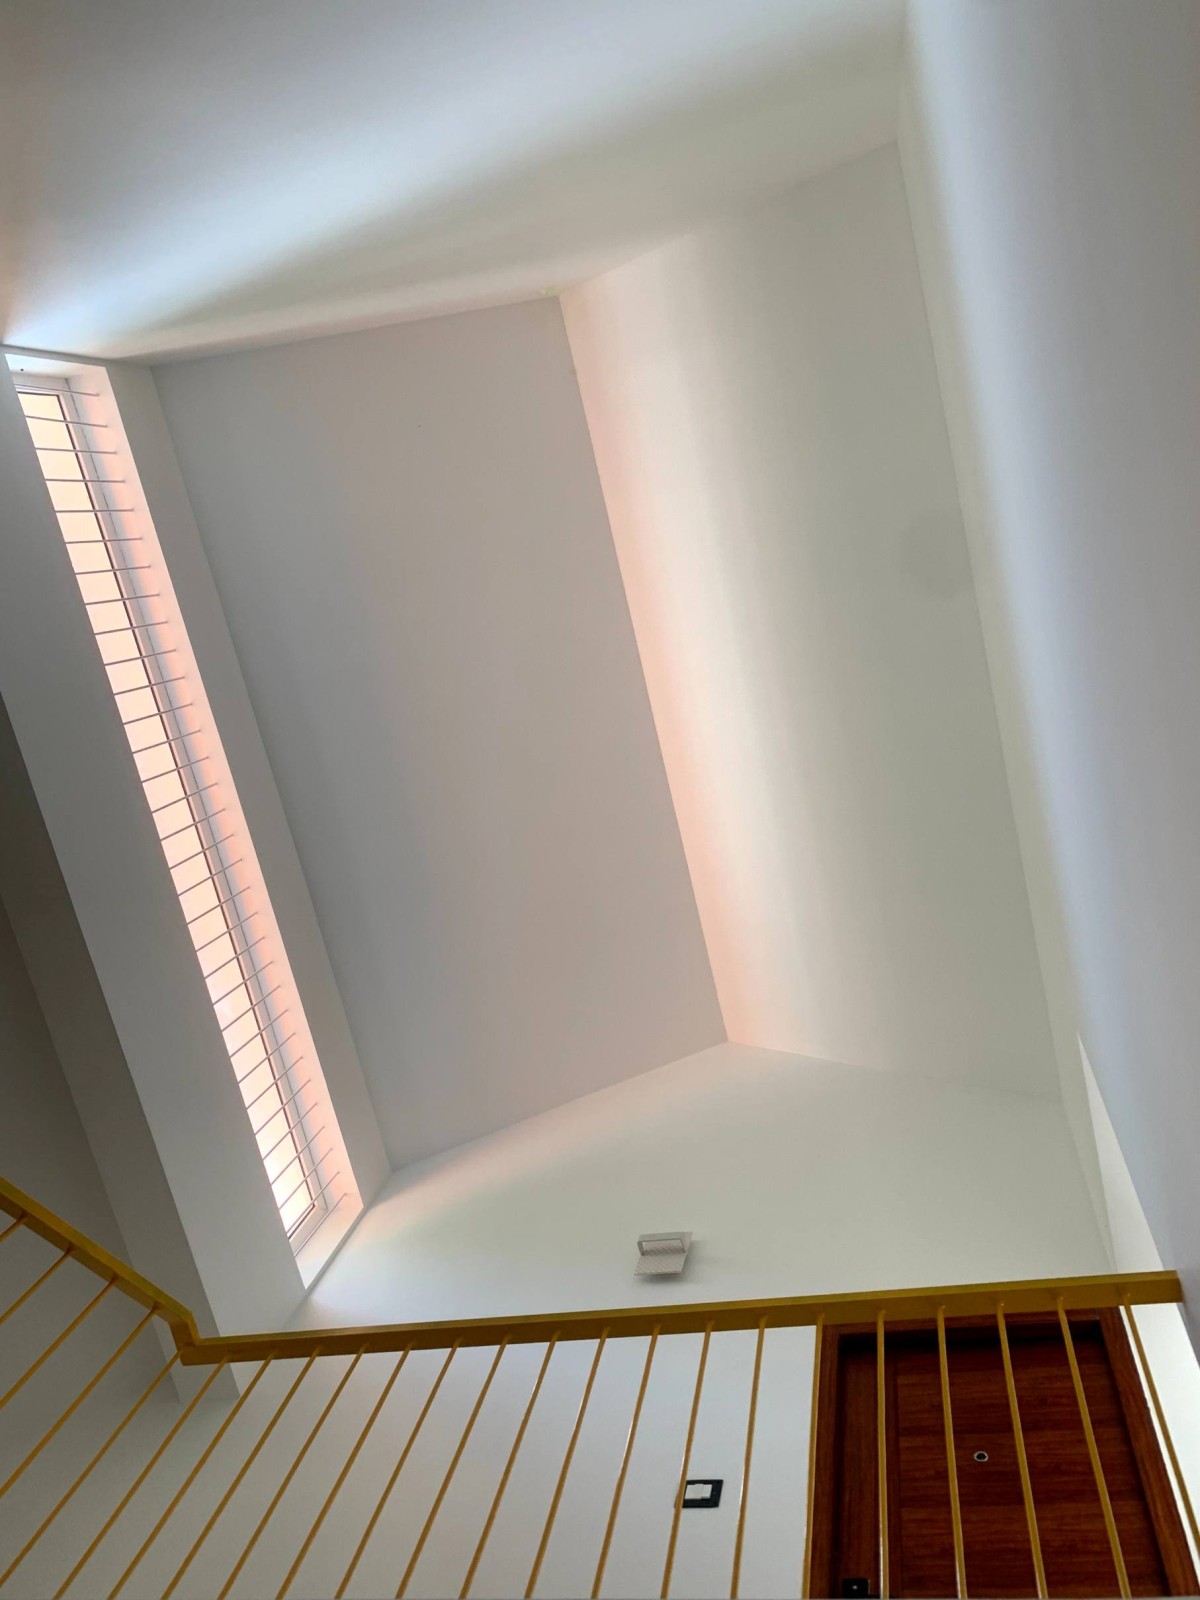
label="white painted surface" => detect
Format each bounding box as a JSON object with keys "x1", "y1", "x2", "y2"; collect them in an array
[
  {"x1": 0, "y1": 848, "x2": 165, "y2": 1474},
  {"x1": 261, "y1": 1041, "x2": 1104, "y2": 1599},
  {"x1": 0, "y1": 1242, "x2": 170, "y2": 1593},
  {"x1": 0, "y1": 365, "x2": 307, "y2": 1333},
  {"x1": 563, "y1": 147, "x2": 1057, "y2": 1096},
  {"x1": 152, "y1": 300, "x2": 722, "y2": 1168},
  {"x1": 297, "y1": 1042, "x2": 1110, "y2": 1330},
  {"x1": 2, "y1": 1331, "x2": 816, "y2": 1600},
  {"x1": 895, "y1": 74, "x2": 1114, "y2": 1260},
  {"x1": 1, "y1": 1042, "x2": 1115, "y2": 1600},
  {"x1": 901, "y1": 0, "x2": 1200, "y2": 1335},
  {"x1": 1078, "y1": 1041, "x2": 1200, "y2": 1567},
  {"x1": 0, "y1": 691, "x2": 217, "y2": 1339},
  {"x1": 0, "y1": 0, "x2": 900, "y2": 357},
  {"x1": 106, "y1": 365, "x2": 389, "y2": 1276},
  {"x1": 0, "y1": 877, "x2": 127, "y2": 1258}
]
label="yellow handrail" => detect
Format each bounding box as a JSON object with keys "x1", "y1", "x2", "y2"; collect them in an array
[
  {"x1": 0, "y1": 1172, "x2": 196, "y2": 1342},
  {"x1": 1, "y1": 1172, "x2": 1183, "y2": 1365},
  {"x1": 178, "y1": 1271, "x2": 1187, "y2": 1362}
]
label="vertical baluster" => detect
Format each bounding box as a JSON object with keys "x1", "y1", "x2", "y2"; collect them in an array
[
  {"x1": 161, "y1": 1352, "x2": 319, "y2": 1600},
  {"x1": 800, "y1": 1313, "x2": 824, "y2": 1600},
  {"x1": 936, "y1": 1307, "x2": 967, "y2": 1598},
  {"x1": 0, "y1": 1349, "x2": 181, "y2": 1588},
  {"x1": 526, "y1": 1331, "x2": 609, "y2": 1599},
  {"x1": 397, "y1": 1342, "x2": 509, "y2": 1598},
  {"x1": 0, "y1": 1212, "x2": 26, "y2": 1248},
  {"x1": 1057, "y1": 1298, "x2": 1130, "y2": 1598},
  {"x1": 279, "y1": 1346, "x2": 413, "y2": 1600},
  {"x1": 996, "y1": 1305, "x2": 1046, "y2": 1599},
  {"x1": 1122, "y1": 1300, "x2": 1200, "y2": 1563},
  {"x1": 222, "y1": 1350, "x2": 368, "y2": 1599},
  {"x1": 593, "y1": 1329, "x2": 659, "y2": 1599},
  {"x1": 877, "y1": 1311, "x2": 889, "y2": 1600},
  {"x1": 0, "y1": 1277, "x2": 116, "y2": 1412},
  {"x1": 111, "y1": 1357, "x2": 273, "y2": 1597},
  {"x1": 0, "y1": 1245, "x2": 72, "y2": 1328},
  {"x1": 661, "y1": 1323, "x2": 713, "y2": 1600},
  {"x1": 54, "y1": 1360, "x2": 230, "y2": 1599},
  {"x1": 463, "y1": 1338, "x2": 558, "y2": 1600},
  {"x1": 337, "y1": 1343, "x2": 460, "y2": 1599},
  {"x1": 731, "y1": 1318, "x2": 767, "y2": 1599},
  {"x1": 0, "y1": 1306, "x2": 156, "y2": 1498}
]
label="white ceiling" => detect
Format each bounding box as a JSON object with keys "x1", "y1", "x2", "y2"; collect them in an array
[{"x1": 0, "y1": 0, "x2": 902, "y2": 358}]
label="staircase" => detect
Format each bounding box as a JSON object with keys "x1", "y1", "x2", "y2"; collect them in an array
[{"x1": 0, "y1": 1174, "x2": 1195, "y2": 1599}]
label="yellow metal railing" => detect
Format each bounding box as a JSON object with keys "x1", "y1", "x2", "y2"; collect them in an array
[{"x1": 1, "y1": 1172, "x2": 1196, "y2": 1599}]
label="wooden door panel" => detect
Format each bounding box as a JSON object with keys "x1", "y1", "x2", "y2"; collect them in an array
[
  {"x1": 894, "y1": 1333, "x2": 1039, "y2": 1598},
  {"x1": 1011, "y1": 1322, "x2": 1166, "y2": 1596},
  {"x1": 812, "y1": 1314, "x2": 1195, "y2": 1599},
  {"x1": 831, "y1": 1338, "x2": 883, "y2": 1595},
  {"x1": 892, "y1": 1344, "x2": 957, "y2": 1597}
]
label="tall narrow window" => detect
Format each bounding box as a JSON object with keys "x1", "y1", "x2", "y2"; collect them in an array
[{"x1": 15, "y1": 378, "x2": 342, "y2": 1253}]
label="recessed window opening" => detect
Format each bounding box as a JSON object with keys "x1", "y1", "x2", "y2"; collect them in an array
[{"x1": 15, "y1": 378, "x2": 340, "y2": 1253}]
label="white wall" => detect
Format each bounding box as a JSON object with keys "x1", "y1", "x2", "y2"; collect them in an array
[
  {"x1": 562, "y1": 146, "x2": 1058, "y2": 1101},
  {"x1": 297, "y1": 1042, "x2": 1109, "y2": 1327},
  {"x1": 107, "y1": 364, "x2": 389, "y2": 1279},
  {"x1": 1, "y1": 1043, "x2": 1115, "y2": 1600},
  {"x1": 0, "y1": 692, "x2": 219, "y2": 1332},
  {"x1": 223, "y1": 1041, "x2": 1109, "y2": 1600},
  {"x1": 901, "y1": 0, "x2": 1200, "y2": 1336},
  {"x1": 0, "y1": 867, "x2": 128, "y2": 1257},
  {"x1": 151, "y1": 299, "x2": 723, "y2": 1168},
  {"x1": 895, "y1": 62, "x2": 1113, "y2": 1257},
  {"x1": 0, "y1": 813, "x2": 167, "y2": 1506},
  {"x1": 1077, "y1": 1041, "x2": 1200, "y2": 1570},
  {"x1": 5, "y1": 1331, "x2": 817, "y2": 1600}
]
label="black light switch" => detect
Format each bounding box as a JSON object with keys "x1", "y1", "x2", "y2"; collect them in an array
[{"x1": 681, "y1": 1478, "x2": 723, "y2": 1508}]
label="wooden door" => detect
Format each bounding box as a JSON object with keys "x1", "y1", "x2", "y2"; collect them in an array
[{"x1": 809, "y1": 1311, "x2": 1196, "y2": 1598}]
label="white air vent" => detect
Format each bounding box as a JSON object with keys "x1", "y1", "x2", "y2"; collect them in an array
[{"x1": 636, "y1": 1231, "x2": 692, "y2": 1276}]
